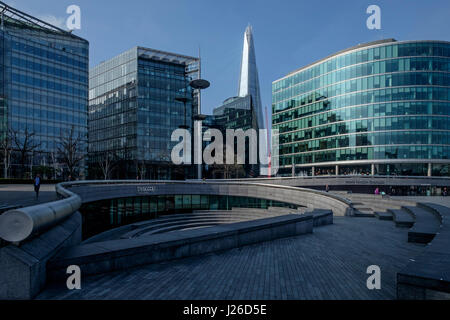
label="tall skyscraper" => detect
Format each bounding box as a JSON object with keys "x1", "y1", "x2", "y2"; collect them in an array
[
  {"x1": 89, "y1": 47, "x2": 199, "y2": 179},
  {"x1": 0, "y1": 2, "x2": 89, "y2": 179},
  {"x1": 203, "y1": 25, "x2": 271, "y2": 177},
  {"x1": 238, "y1": 25, "x2": 265, "y2": 132}
]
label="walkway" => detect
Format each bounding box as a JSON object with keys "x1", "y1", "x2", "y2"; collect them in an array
[
  {"x1": 38, "y1": 216, "x2": 425, "y2": 300},
  {"x1": 0, "y1": 184, "x2": 57, "y2": 209}
]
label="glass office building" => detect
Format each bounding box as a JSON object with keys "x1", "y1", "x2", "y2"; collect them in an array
[
  {"x1": 89, "y1": 47, "x2": 199, "y2": 179},
  {"x1": 0, "y1": 3, "x2": 89, "y2": 178},
  {"x1": 203, "y1": 95, "x2": 259, "y2": 178},
  {"x1": 273, "y1": 39, "x2": 450, "y2": 177}
]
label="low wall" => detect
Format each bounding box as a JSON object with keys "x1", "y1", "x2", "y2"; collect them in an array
[
  {"x1": 48, "y1": 214, "x2": 316, "y2": 281},
  {"x1": 0, "y1": 212, "x2": 82, "y2": 300}
]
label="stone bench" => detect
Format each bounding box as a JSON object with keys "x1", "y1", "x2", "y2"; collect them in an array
[
  {"x1": 402, "y1": 206, "x2": 441, "y2": 244},
  {"x1": 397, "y1": 203, "x2": 450, "y2": 299},
  {"x1": 388, "y1": 209, "x2": 415, "y2": 228}
]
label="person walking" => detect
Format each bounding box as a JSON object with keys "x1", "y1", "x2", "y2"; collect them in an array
[{"x1": 34, "y1": 174, "x2": 41, "y2": 200}]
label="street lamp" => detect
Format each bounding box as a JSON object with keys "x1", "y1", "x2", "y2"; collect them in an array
[{"x1": 190, "y1": 79, "x2": 210, "y2": 180}]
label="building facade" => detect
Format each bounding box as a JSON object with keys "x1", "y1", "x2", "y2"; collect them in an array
[
  {"x1": 204, "y1": 95, "x2": 259, "y2": 178},
  {"x1": 0, "y1": 2, "x2": 89, "y2": 179},
  {"x1": 273, "y1": 39, "x2": 450, "y2": 177},
  {"x1": 89, "y1": 47, "x2": 199, "y2": 179}
]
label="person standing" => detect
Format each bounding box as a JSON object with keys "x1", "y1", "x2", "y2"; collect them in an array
[{"x1": 34, "y1": 174, "x2": 41, "y2": 200}]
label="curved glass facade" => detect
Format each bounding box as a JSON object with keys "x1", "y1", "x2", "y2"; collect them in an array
[{"x1": 272, "y1": 40, "x2": 450, "y2": 176}]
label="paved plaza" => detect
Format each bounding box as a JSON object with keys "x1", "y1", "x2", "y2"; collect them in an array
[
  {"x1": 0, "y1": 184, "x2": 57, "y2": 209},
  {"x1": 38, "y1": 216, "x2": 425, "y2": 300}
]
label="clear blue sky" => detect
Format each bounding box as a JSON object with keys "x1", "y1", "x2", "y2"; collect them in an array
[{"x1": 5, "y1": 0, "x2": 450, "y2": 117}]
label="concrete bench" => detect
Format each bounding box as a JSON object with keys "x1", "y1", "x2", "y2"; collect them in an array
[
  {"x1": 402, "y1": 206, "x2": 440, "y2": 244},
  {"x1": 374, "y1": 211, "x2": 393, "y2": 220},
  {"x1": 388, "y1": 209, "x2": 415, "y2": 228},
  {"x1": 397, "y1": 203, "x2": 450, "y2": 299},
  {"x1": 306, "y1": 209, "x2": 333, "y2": 227}
]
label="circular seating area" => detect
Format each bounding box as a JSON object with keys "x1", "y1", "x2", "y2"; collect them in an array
[{"x1": 84, "y1": 206, "x2": 308, "y2": 243}]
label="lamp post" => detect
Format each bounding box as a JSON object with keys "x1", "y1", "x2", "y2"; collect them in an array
[
  {"x1": 190, "y1": 79, "x2": 210, "y2": 180},
  {"x1": 174, "y1": 96, "x2": 191, "y2": 179}
]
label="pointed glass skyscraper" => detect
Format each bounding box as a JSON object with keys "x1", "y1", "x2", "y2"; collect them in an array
[
  {"x1": 238, "y1": 25, "x2": 265, "y2": 131},
  {"x1": 208, "y1": 25, "x2": 272, "y2": 177}
]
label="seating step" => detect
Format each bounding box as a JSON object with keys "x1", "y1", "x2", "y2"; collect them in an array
[
  {"x1": 402, "y1": 206, "x2": 440, "y2": 244},
  {"x1": 388, "y1": 209, "x2": 415, "y2": 228},
  {"x1": 122, "y1": 217, "x2": 254, "y2": 238},
  {"x1": 374, "y1": 211, "x2": 393, "y2": 220},
  {"x1": 354, "y1": 211, "x2": 375, "y2": 218}
]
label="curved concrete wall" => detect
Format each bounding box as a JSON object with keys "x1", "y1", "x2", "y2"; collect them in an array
[
  {"x1": 206, "y1": 176, "x2": 450, "y2": 188},
  {"x1": 65, "y1": 180, "x2": 353, "y2": 217}
]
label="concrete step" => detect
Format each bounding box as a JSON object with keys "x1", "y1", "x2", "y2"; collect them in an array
[
  {"x1": 374, "y1": 211, "x2": 393, "y2": 220},
  {"x1": 354, "y1": 211, "x2": 375, "y2": 218},
  {"x1": 122, "y1": 217, "x2": 255, "y2": 238},
  {"x1": 84, "y1": 211, "x2": 281, "y2": 243},
  {"x1": 388, "y1": 209, "x2": 415, "y2": 228},
  {"x1": 402, "y1": 206, "x2": 440, "y2": 244}
]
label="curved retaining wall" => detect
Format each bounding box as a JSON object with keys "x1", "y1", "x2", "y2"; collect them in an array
[{"x1": 66, "y1": 180, "x2": 353, "y2": 216}]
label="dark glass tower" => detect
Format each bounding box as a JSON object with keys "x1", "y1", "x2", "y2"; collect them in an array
[
  {"x1": 89, "y1": 47, "x2": 199, "y2": 179},
  {"x1": 0, "y1": 2, "x2": 89, "y2": 179}
]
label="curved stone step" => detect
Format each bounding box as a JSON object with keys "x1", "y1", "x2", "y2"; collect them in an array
[
  {"x1": 84, "y1": 211, "x2": 281, "y2": 243},
  {"x1": 402, "y1": 206, "x2": 441, "y2": 244},
  {"x1": 388, "y1": 209, "x2": 415, "y2": 228},
  {"x1": 374, "y1": 211, "x2": 393, "y2": 221},
  {"x1": 122, "y1": 217, "x2": 255, "y2": 238}
]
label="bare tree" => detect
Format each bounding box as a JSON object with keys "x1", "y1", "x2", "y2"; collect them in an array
[
  {"x1": 98, "y1": 151, "x2": 118, "y2": 180},
  {"x1": 11, "y1": 127, "x2": 41, "y2": 178},
  {"x1": 58, "y1": 126, "x2": 86, "y2": 179},
  {"x1": 50, "y1": 152, "x2": 60, "y2": 180},
  {"x1": 0, "y1": 130, "x2": 13, "y2": 178}
]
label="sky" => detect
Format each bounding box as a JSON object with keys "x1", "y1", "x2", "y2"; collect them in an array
[{"x1": 4, "y1": 0, "x2": 450, "y2": 118}]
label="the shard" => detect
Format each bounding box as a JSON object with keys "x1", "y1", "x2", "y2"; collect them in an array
[
  {"x1": 238, "y1": 25, "x2": 265, "y2": 131},
  {"x1": 238, "y1": 25, "x2": 271, "y2": 175}
]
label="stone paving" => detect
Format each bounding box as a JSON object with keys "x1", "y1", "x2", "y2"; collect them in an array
[
  {"x1": 38, "y1": 216, "x2": 425, "y2": 300},
  {"x1": 0, "y1": 184, "x2": 57, "y2": 208}
]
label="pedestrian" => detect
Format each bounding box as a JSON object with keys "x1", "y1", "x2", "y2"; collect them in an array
[
  {"x1": 34, "y1": 174, "x2": 41, "y2": 200},
  {"x1": 374, "y1": 187, "x2": 379, "y2": 195},
  {"x1": 325, "y1": 184, "x2": 329, "y2": 192}
]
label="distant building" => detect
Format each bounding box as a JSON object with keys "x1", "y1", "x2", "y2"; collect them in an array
[
  {"x1": 0, "y1": 2, "x2": 89, "y2": 179},
  {"x1": 88, "y1": 47, "x2": 199, "y2": 179},
  {"x1": 204, "y1": 95, "x2": 259, "y2": 178},
  {"x1": 203, "y1": 25, "x2": 267, "y2": 178},
  {"x1": 273, "y1": 39, "x2": 450, "y2": 177}
]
